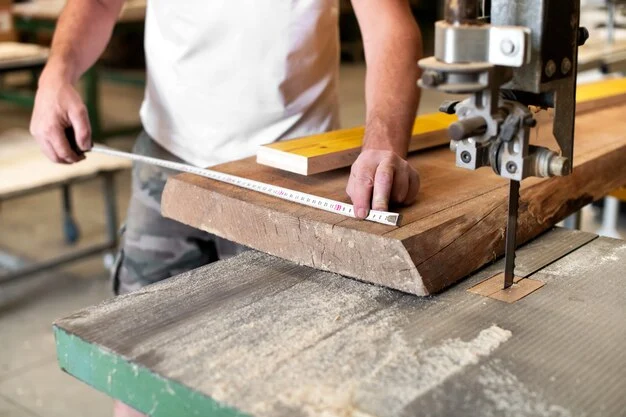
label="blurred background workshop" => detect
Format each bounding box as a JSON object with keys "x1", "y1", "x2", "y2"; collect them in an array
[{"x1": 0, "y1": 1, "x2": 625, "y2": 416}]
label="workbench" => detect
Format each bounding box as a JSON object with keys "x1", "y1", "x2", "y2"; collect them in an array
[
  {"x1": 54, "y1": 227, "x2": 626, "y2": 417},
  {"x1": 0, "y1": 129, "x2": 130, "y2": 282}
]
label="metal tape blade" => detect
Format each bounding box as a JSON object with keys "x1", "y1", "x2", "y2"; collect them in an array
[{"x1": 91, "y1": 145, "x2": 401, "y2": 227}]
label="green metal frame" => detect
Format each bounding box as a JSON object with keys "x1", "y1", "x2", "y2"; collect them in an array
[
  {"x1": 0, "y1": 89, "x2": 36, "y2": 107},
  {"x1": 4, "y1": 16, "x2": 145, "y2": 140},
  {"x1": 54, "y1": 326, "x2": 250, "y2": 417},
  {"x1": 0, "y1": 171, "x2": 120, "y2": 283}
]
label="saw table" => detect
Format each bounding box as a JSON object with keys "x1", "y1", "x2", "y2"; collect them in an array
[{"x1": 54, "y1": 227, "x2": 626, "y2": 417}]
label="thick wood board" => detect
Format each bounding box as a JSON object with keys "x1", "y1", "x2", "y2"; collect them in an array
[
  {"x1": 54, "y1": 231, "x2": 626, "y2": 417},
  {"x1": 162, "y1": 91, "x2": 626, "y2": 295},
  {"x1": 257, "y1": 79, "x2": 626, "y2": 176},
  {"x1": 0, "y1": 129, "x2": 131, "y2": 198},
  {"x1": 256, "y1": 113, "x2": 455, "y2": 175}
]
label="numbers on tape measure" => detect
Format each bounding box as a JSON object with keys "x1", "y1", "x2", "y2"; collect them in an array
[{"x1": 91, "y1": 145, "x2": 400, "y2": 226}]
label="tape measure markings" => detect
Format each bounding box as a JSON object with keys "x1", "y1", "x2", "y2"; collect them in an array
[{"x1": 92, "y1": 145, "x2": 400, "y2": 226}]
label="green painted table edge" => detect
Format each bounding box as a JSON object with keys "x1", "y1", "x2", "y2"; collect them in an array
[{"x1": 53, "y1": 325, "x2": 250, "y2": 417}]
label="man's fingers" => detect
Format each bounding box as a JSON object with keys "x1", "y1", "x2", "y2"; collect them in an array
[
  {"x1": 48, "y1": 125, "x2": 82, "y2": 163},
  {"x1": 68, "y1": 105, "x2": 92, "y2": 151},
  {"x1": 39, "y1": 139, "x2": 67, "y2": 164},
  {"x1": 348, "y1": 151, "x2": 421, "y2": 218},
  {"x1": 372, "y1": 162, "x2": 395, "y2": 211},
  {"x1": 390, "y1": 165, "x2": 409, "y2": 203},
  {"x1": 349, "y1": 164, "x2": 376, "y2": 219},
  {"x1": 405, "y1": 167, "x2": 420, "y2": 205}
]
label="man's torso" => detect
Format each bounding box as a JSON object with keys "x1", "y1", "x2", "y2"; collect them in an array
[{"x1": 140, "y1": 0, "x2": 340, "y2": 167}]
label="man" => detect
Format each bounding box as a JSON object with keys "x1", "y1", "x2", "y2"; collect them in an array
[{"x1": 30, "y1": 0, "x2": 421, "y2": 415}]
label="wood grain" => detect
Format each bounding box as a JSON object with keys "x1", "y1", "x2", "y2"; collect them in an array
[{"x1": 162, "y1": 94, "x2": 626, "y2": 295}]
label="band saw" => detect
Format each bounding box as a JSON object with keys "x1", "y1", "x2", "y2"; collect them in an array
[{"x1": 419, "y1": 0, "x2": 589, "y2": 289}]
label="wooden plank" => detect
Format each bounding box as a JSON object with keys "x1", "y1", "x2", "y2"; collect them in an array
[
  {"x1": 162, "y1": 90, "x2": 626, "y2": 295},
  {"x1": 256, "y1": 113, "x2": 455, "y2": 175},
  {"x1": 0, "y1": 42, "x2": 48, "y2": 66},
  {"x1": 0, "y1": 129, "x2": 131, "y2": 199},
  {"x1": 53, "y1": 232, "x2": 626, "y2": 417},
  {"x1": 257, "y1": 79, "x2": 626, "y2": 176}
]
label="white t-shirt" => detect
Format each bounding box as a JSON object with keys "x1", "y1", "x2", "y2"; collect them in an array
[{"x1": 139, "y1": 0, "x2": 341, "y2": 167}]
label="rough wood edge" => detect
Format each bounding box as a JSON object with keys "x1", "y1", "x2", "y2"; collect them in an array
[
  {"x1": 161, "y1": 178, "x2": 427, "y2": 295},
  {"x1": 162, "y1": 137, "x2": 626, "y2": 296}
]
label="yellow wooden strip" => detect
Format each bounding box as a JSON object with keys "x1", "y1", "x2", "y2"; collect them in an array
[
  {"x1": 411, "y1": 113, "x2": 457, "y2": 135},
  {"x1": 577, "y1": 77, "x2": 626, "y2": 103},
  {"x1": 265, "y1": 128, "x2": 364, "y2": 155},
  {"x1": 265, "y1": 113, "x2": 456, "y2": 159},
  {"x1": 259, "y1": 77, "x2": 626, "y2": 175},
  {"x1": 610, "y1": 188, "x2": 626, "y2": 201}
]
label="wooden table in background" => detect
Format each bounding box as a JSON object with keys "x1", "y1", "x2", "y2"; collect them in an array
[{"x1": 0, "y1": 128, "x2": 130, "y2": 282}]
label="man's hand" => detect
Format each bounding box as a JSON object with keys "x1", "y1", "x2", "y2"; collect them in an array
[
  {"x1": 349, "y1": 0, "x2": 423, "y2": 219},
  {"x1": 28, "y1": 0, "x2": 124, "y2": 164},
  {"x1": 347, "y1": 149, "x2": 419, "y2": 218},
  {"x1": 30, "y1": 74, "x2": 91, "y2": 164}
]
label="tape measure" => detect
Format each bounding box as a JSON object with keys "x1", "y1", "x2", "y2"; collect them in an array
[{"x1": 90, "y1": 144, "x2": 401, "y2": 226}]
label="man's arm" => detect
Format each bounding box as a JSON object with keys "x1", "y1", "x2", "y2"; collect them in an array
[
  {"x1": 30, "y1": 0, "x2": 125, "y2": 163},
  {"x1": 347, "y1": 0, "x2": 422, "y2": 218}
]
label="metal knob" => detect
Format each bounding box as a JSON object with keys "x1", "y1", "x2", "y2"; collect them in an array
[
  {"x1": 578, "y1": 27, "x2": 590, "y2": 46},
  {"x1": 549, "y1": 156, "x2": 571, "y2": 177},
  {"x1": 527, "y1": 146, "x2": 571, "y2": 177},
  {"x1": 448, "y1": 116, "x2": 487, "y2": 141},
  {"x1": 421, "y1": 71, "x2": 443, "y2": 88}
]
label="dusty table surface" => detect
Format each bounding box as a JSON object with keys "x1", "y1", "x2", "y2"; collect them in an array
[{"x1": 54, "y1": 228, "x2": 626, "y2": 417}]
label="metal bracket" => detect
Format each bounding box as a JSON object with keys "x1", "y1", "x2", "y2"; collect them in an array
[{"x1": 435, "y1": 21, "x2": 531, "y2": 67}]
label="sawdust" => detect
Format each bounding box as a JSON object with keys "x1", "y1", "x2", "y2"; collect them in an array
[
  {"x1": 59, "y1": 252, "x2": 512, "y2": 417},
  {"x1": 346, "y1": 325, "x2": 512, "y2": 417},
  {"x1": 478, "y1": 361, "x2": 573, "y2": 417},
  {"x1": 195, "y1": 310, "x2": 512, "y2": 417}
]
